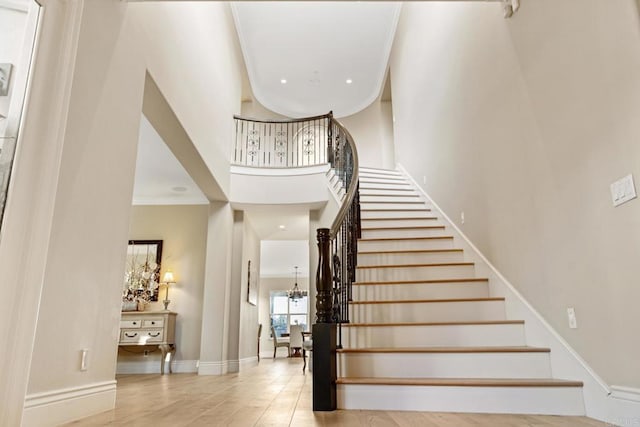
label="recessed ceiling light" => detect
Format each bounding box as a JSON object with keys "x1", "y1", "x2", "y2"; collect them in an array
[
  {"x1": 279, "y1": 225, "x2": 286, "y2": 230},
  {"x1": 280, "y1": 79, "x2": 287, "y2": 84},
  {"x1": 172, "y1": 186, "x2": 188, "y2": 193},
  {"x1": 346, "y1": 79, "x2": 353, "y2": 84}
]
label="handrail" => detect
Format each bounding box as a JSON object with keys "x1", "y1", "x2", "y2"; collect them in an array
[
  {"x1": 329, "y1": 118, "x2": 359, "y2": 237},
  {"x1": 233, "y1": 113, "x2": 332, "y2": 124}
]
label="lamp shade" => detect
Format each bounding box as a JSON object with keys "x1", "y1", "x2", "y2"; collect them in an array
[{"x1": 162, "y1": 271, "x2": 175, "y2": 283}]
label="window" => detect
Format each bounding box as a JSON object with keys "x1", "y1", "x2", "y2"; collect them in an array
[{"x1": 270, "y1": 291, "x2": 308, "y2": 337}]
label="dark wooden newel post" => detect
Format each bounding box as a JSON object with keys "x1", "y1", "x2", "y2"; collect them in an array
[{"x1": 313, "y1": 227, "x2": 337, "y2": 411}]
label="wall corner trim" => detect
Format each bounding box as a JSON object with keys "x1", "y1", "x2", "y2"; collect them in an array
[
  {"x1": 610, "y1": 386, "x2": 640, "y2": 403},
  {"x1": 22, "y1": 380, "x2": 116, "y2": 426}
]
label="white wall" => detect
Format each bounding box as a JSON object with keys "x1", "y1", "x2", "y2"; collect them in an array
[
  {"x1": 117, "y1": 204, "x2": 208, "y2": 372},
  {"x1": 390, "y1": 0, "x2": 640, "y2": 390},
  {"x1": 128, "y1": 2, "x2": 244, "y2": 198},
  {"x1": 339, "y1": 99, "x2": 395, "y2": 169}
]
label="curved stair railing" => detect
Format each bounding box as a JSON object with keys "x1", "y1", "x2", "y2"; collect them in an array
[
  {"x1": 232, "y1": 111, "x2": 360, "y2": 412},
  {"x1": 314, "y1": 113, "x2": 360, "y2": 411}
]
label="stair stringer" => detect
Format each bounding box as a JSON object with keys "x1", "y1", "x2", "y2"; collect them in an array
[{"x1": 397, "y1": 164, "x2": 640, "y2": 424}]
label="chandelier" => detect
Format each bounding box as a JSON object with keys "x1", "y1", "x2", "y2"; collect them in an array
[{"x1": 287, "y1": 266, "x2": 308, "y2": 301}]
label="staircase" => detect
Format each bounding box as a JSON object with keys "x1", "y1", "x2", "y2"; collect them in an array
[{"x1": 336, "y1": 167, "x2": 585, "y2": 415}]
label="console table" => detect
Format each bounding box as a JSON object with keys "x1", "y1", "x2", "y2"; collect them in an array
[{"x1": 119, "y1": 311, "x2": 177, "y2": 374}]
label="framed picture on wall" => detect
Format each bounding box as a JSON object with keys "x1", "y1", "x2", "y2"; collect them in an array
[{"x1": 247, "y1": 260, "x2": 258, "y2": 306}]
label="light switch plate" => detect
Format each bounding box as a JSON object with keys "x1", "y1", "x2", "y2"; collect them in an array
[
  {"x1": 610, "y1": 174, "x2": 637, "y2": 207},
  {"x1": 567, "y1": 308, "x2": 577, "y2": 329}
]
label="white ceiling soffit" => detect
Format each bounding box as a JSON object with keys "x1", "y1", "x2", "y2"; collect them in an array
[
  {"x1": 244, "y1": 205, "x2": 309, "y2": 240},
  {"x1": 132, "y1": 115, "x2": 208, "y2": 205},
  {"x1": 260, "y1": 240, "x2": 310, "y2": 278},
  {"x1": 231, "y1": 2, "x2": 401, "y2": 119}
]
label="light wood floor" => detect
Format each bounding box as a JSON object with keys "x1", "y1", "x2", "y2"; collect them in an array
[{"x1": 64, "y1": 358, "x2": 608, "y2": 427}]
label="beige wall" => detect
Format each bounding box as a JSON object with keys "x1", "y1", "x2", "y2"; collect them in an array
[
  {"x1": 120, "y1": 204, "x2": 208, "y2": 367},
  {"x1": 390, "y1": 0, "x2": 640, "y2": 388},
  {"x1": 339, "y1": 100, "x2": 395, "y2": 169}
]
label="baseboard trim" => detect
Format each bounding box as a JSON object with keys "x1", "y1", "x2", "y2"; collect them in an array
[
  {"x1": 239, "y1": 356, "x2": 258, "y2": 368},
  {"x1": 115, "y1": 359, "x2": 198, "y2": 374},
  {"x1": 22, "y1": 381, "x2": 116, "y2": 426},
  {"x1": 198, "y1": 360, "x2": 229, "y2": 375}
]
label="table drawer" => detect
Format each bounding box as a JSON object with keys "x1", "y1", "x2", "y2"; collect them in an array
[
  {"x1": 120, "y1": 329, "x2": 164, "y2": 344},
  {"x1": 120, "y1": 319, "x2": 142, "y2": 328},
  {"x1": 142, "y1": 319, "x2": 164, "y2": 328}
]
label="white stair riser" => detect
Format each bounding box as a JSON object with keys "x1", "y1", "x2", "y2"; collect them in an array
[
  {"x1": 361, "y1": 228, "x2": 448, "y2": 239},
  {"x1": 359, "y1": 170, "x2": 402, "y2": 177},
  {"x1": 361, "y1": 202, "x2": 427, "y2": 210},
  {"x1": 356, "y1": 264, "x2": 475, "y2": 282},
  {"x1": 357, "y1": 251, "x2": 464, "y2": 266},
  {"x1": 361, "y1": 210, "x2": 434, "y2": 219},
  {"x1": 362, "y1": 218, "x2": 441, "y2": 228},
  {"x1": 358, "y1": 239, "x2": 454, "y2": 252},
  {"x1": 342, "y1": 324, "x2": 526, "y2": 348},
  {"x1": 350, "y1": 300, "x2": 506, "y2": 323},
  {"x1": 338, "y1": 352, "x2": 552, "y2": 379},
  {"x1": 352, "y1": 282, "x2": 489, "y2": 301},
  {"x1": 337, "y1": 384, "x2": 585, "y2": 415},
  {"x1": 360, "y1": 177, "x2": 408, "y2": 184},
  {"x1": 360, "y1": 188, "x2": 417, "y2": 196},
  {"x1": 360, "y1": 182, "x2": 413, "y2": 191},
  {"x1": 362, "y1": 221, "x2": 446, "y2": 229},
  {"x1": 360, "y1": 195, "x2": 422, "y2": 203}
]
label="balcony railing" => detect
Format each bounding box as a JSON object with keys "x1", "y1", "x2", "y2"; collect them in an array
[{"x1": 232, "y1": 114, "x2": 331, "y2": 167}]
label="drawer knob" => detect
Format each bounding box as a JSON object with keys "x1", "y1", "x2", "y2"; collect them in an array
[
  {"x1": 132, "y1": 322, "x2": 137, "y2": 325},
  {"x1": 148, "y1": 332, "x2": 161, "y2": 337},
  {"x1": 151, "y1": 321, "x2": 155, "y2": 325},
  {"x1": 124, "y1": 332, "x2": 138, "y2": 338}
]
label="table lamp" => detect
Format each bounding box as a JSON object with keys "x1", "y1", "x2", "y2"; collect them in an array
[{"x1": 162, "y1": 270, "x2": 176, "y2": 310}]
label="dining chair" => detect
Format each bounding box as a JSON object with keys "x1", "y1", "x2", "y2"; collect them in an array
[
  {"x1": 271, "y1": 326, "x2": 290, "y2": 358},
  {"x1": 257, "y1": 323, "x2": 262, "y2": 362},
  {"x1": 289, "y1": 324, "x2": 303, "y2": 357},
  {"x1": 302, "y1": 331, "x2": 312, "y2": 372}
]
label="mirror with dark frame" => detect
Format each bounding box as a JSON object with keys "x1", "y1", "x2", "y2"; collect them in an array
[{"x1": 122, "y1": 240, "x2": 163, "y2": 308}]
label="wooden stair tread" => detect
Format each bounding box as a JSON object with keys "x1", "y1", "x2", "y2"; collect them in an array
[
  {"x1": 336, "y1": 378, "x2": 583, "y2": 387},
  {"x1": 343, "y1": 320, "x2": 524, "y2": 327},
  {"x1": 350, "y1": 297, "x2": 504, "y2": 305},
  {"x1": 362, "y1": 193, "x2": 420, "y2": 197},
  {"x1": 353, "y1": 278, "x2": 488, "y2": 286},
  {"x1": 361, "y1": 225, "x2": 445, "y2": 231},
  {"x1": 361, "y1": 200, "x2": 423, "y2": 204},
  {"x1": 359, "y1": 236, "x2": 452, "y2": 242},
  {"x1": 362, "y1": 217, "x2": 438, "y2": 221},
  {"x1": 337, "y1": 346, "x2": 550, "y2": 354},
  {"x1": 362, "y1": 208, "x2": 431, "y2": 212},
  {"x1": 357, "y1": 262, "x2": 473, "y2": 269},
  {"x1": 361, "y1": 187, "x2": 414, "y2": 191}
]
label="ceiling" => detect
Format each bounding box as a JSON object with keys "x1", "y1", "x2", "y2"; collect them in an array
[
  {"x1": 260, "y1": 240, "x2": 309, "y2": 278},
  {"x1": 132, "y1": 115, "x2": 208, "y2": 206},
  {"x1": 231, "y1": 2, "x2": 401, "y2": 118}
]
